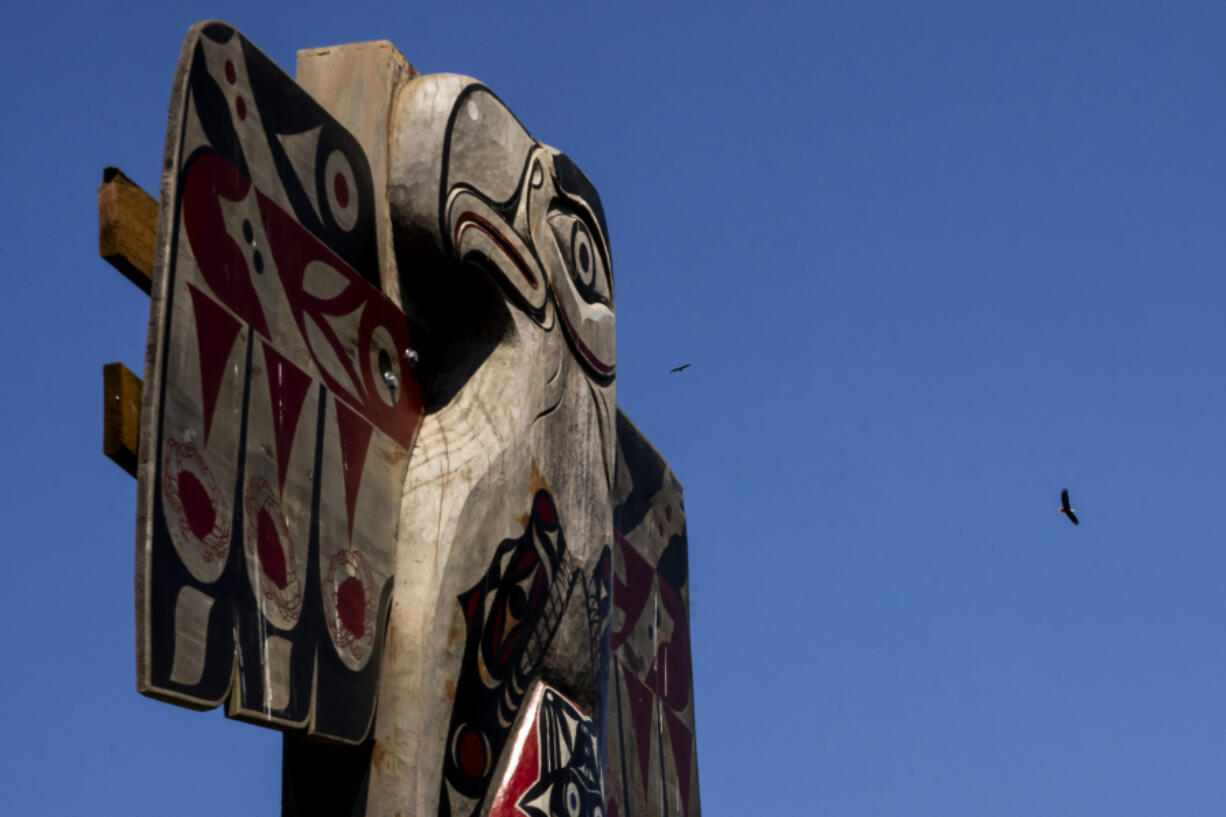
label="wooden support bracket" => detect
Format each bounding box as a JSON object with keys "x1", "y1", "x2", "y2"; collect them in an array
[
  {"x1": 98, "y1": 165, "x2": 156, "y2": 478},
  {"x1": 98, "y1": 167, "x2": 157, "y2": 294},
  {"x1": 103, "y1": 362, "x2": 142, "y2": 477}
]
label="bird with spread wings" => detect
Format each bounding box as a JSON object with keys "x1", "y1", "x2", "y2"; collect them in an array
[{"x1": 1059, "y1": 489, "x2": 1079, "y2": 525}]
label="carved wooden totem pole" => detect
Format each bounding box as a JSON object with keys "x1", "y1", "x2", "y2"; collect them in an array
[{"x1": 110, "y1": 21, "x2": 698, "y2": 817}]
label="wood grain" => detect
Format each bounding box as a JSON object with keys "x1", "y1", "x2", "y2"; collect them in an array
[
  {"x1": 97, "y1": 167, "x2": 157, "y2": 294},
  {"x1": 103, "y1": 362, "x2": 142, "y2": 477},
  {"x1": 297, "y1": 41, "x2": 417, "y2": 309}
]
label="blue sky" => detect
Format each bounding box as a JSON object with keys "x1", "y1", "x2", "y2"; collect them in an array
[{"x1": 3, "y1": 1, "x2": 1225, "y2": 814}]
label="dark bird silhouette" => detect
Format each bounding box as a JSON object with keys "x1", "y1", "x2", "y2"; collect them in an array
[
  {"x1": 669, "y1": 364, "x2": 691, "y2": 373},
  {"x1": 1059, "y1": 489, "x2": 1079, "y2": 525}
]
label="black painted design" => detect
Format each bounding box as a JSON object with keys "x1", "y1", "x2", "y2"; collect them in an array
[
  {"x1": 439, "y1": 491, "x2": 577, "y2": 817},
  {"x1": 518, "y1": 689, "x2": 604, "y2": 817},
  {"x1": 436, "y1": 84, "x2": 616, "y2": 384},
  {"x1": 142, "y1": 22, "x2": 397, "y2": 745}
]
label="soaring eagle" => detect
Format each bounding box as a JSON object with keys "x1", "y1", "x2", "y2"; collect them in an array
[
  {"x1": 1059, "y1": 489, "x2": 1079, "y2": 525},
  {"x1": 670, "y1": 363, "x2": 691, "y2": 373}
]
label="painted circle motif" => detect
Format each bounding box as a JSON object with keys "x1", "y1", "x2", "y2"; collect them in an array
[
  {"x1": 366, "y1": 324, "x2": 401, "y2": 408},
  {"x1": 451, "y1": 723, "x2": 490, "y2": 779},
  {"x1": 323, "y1": 548, "x2": 376, "y2": 667},
  {"x1": 243, "y1": 475, "x2": 303, "y2": 627},
  {"x1": 323, "y1": 150, "x2": 358, "y2": 231},
  {"x1": 162, "y1": 439, "x2": 230, "y2": 569},
  {"x1": 336, "y1": 576, "x2": 366, "y2": 638},
  {"x1": 566, "y1": 782, "x2": 580, "y2": 817}
]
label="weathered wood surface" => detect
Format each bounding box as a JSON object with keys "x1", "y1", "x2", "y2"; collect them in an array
[
  {"x1": 103, "y1": 362, "x2": 142, "y2": 476},
  {"x1": 359, "y1": 70, "x2": 618, "y2": 817},
  {"x1": 98, "y1": 167, "x2": 157, "y2": 293},
  {"x1": 105, "y1": 23, "x2": 700, "y2": 817},
  {"x1": 135, "y1": 21, "x2": 423, "y2": 744},
  {"x1": 297, "y1": 41, "x2": 418, "y2": 310},
  {"x1": 608, "y1": 413, "x2": 700, "y2": 817}
]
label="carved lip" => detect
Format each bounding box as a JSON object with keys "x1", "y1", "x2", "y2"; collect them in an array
[
  {"x1": 453, "y1": 211, "x2": 539, "y2": 290},
  {"x1": 553, "y1": 296, "x2": 614, "y2": 376}
]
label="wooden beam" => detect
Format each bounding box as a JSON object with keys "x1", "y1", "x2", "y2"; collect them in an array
[
  {"x1": 98, "y1": 167, "x2": 153, "y2": 479},
  {"x1": 103, "y1": 362, "x2": 141, "y2": 477},
  {"x1": 98, "y1": 167, "x2": 157, "y2": 294}
]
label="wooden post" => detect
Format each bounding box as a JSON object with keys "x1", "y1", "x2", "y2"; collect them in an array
[
  {"x1": 297, "y1": 41, "x2": 417, "y2": 309},
  {"x1": 102, "y1": 362, "x2": 142, "y2": 477},
  {"x1": 97, "y1": 166, "x2": 154, "y2": 480},
  {"x1": 97, "y1": 167, "x2": 157, "y2": 293}
]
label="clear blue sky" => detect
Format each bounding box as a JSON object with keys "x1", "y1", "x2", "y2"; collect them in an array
[{"x1": 3, "y1": 2, "x2": 1225, "y2": 815}]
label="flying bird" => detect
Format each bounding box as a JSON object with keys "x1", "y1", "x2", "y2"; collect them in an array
[
  {"x1": 1058, "y1": 489, "x2": 1079, "y2": 525},
  {"x1": 670, "y1": 364, "x2": 691, "y2": 373}
]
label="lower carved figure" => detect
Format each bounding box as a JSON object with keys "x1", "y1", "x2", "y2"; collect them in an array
[{"x1": 440, "y1": 490, "x2": 577, "y2": 816}]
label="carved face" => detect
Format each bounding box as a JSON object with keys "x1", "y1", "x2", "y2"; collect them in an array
[
  {"x1": 390, "y1": 79, "x2": 617, "y2": 484},
  {"x1": 387, "y1": 75, "x2": 623, "y2": 817},
  {"x1": 438, "y1": 85, "x2": 615, "y2": 381}
]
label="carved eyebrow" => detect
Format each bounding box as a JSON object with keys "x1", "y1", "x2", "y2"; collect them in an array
[{"x1": 551, "y1": 152, "x2": 610, "y2": 253}]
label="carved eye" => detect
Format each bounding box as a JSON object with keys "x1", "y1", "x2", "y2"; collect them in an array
[
  {"x1": 572, "y1": 222, "x2": 595, "y2": 287},
  {"x1": 548, "y1": 212, "x2": 610, "y2": 306}
]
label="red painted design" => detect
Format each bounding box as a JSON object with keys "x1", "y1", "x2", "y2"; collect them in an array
[
  {"x1": 644, "y1": 581, "x2": 692, "y2": 712},
  {"x1": 243, "y1": 475, "x2": 303, "y2": 624},
  {"x1": 187, "y1": 284, "x2": 243, "y2": 446},
  {"x1": 333, "y1": 172, "x2": 349, "y2": 209},
  {"x1": 459, "y1": 730, "x2": 487, "y2": 778},
  {"x1": 261, "y1": 343, "x2": 313, "y2": 496},
  {"x1": 332, "y1": 399, "x2": 373, "y2": 541},
  {"x1": 322, "y1": 549, "x2": 375, "y2": 661},
  {"x1": 177, "y1": 470, "x2": 215, "y2": 539},
  {"x1": 255, "y1": 505, "x2": 289, "y2": 589},
  {"x1": 611, "y1": 530, "x2": 654, "y2": 651},
  {"x1": 621, "y1": 664, "x2": 655, "y2": 797},
  {"x1": 183, "y1": 153, "x2": 421, "y2": 448},
  {"x1": 257, "y1": 186, "x2": 422, "y2": 447},
  {"x1": 224, "y1": 59, "x2": 236, "y2": 84},
  {"x1": 489, "y1": 685, "x2": 606, "y2": 817},
  {"x1": 663, "y1": 707, "x2": 694, "y2": 817},
  {"x1": 182, "y1": 156, "x2": 269, "y2": 337},
  {"x1": 489, "y1": 704, "x2": 538, "y2": 817},
  {"x1": 162, "y1": 439, "x2": 230, "y2": 566},
  {"x1": 336, "y1": 576, "x2": 366, "y2": 638},
  {"x1": 533, "y1": 493, "x2": 556, "y2": 526},
  {"x1": 236, "y1": 96, "x2": 247, "y2": 120}
]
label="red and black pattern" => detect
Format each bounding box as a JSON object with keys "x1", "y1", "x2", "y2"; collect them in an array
[
  {"x1": 440, "y1": 490, "x2": 577, "y2": 817},
  {"x1": 139, "y1": 22, "x2": 422, "y2": 745},
  {"x1": 517, "y1": 688, "x2": 604, "y2": 817},
  {"x1": 603, "y1": 411, "x2": 699, "y2": 817}
]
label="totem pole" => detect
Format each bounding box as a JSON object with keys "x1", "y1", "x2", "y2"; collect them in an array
[{"x1": 104, "y1": 22, "x2": 698, "y2": 817}]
